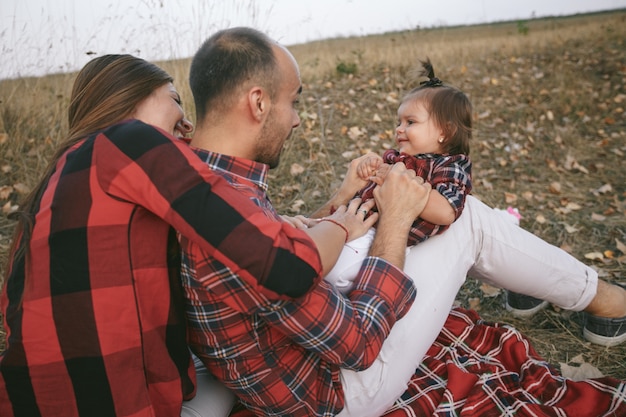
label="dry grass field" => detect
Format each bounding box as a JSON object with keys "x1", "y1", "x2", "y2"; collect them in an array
[{"x1": 1, "y1": 10, "x2": 625, "y2": 380}]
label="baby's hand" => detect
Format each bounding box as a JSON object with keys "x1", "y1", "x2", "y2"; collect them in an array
[
  {"x1": 373, "y1": 163, "x2": 391, "y2": 182},
  {"x1": 356, "y1": 154, "x2": 384, "y2": 180}
]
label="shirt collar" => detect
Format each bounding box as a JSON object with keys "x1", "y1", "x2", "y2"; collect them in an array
[{"x1": 191, "y1": 147, "x2": 269, "y2": 193}]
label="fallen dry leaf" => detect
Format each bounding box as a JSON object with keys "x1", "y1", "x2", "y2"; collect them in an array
[
  {"x1": 584, "y1": 252, "x2": 604, "y2": 261},
  {"x1": 591, "y1": 212, "x2": 606, "y2": 221},
  {"x1": 504, "y1": 192, "x2": 517, "y2": 204},
  {"x1": 594, "y1": 183, "x2": 613, "y2": 195},
  {"x1": 468, "y1": 297, "x2": 481, "y2": 311},
  {"x1": 616, "y1": 238, "x2": 626, "y2": 254},
  {"x1": 560, "y1": 362, "x2": 604, "y2": 381},
  {"x1": 563, "y1": 223, "x2": 579, "y2": 234},
  {"x1": 290, "y1": 163, "x2": 305, "y2": 176},
  {"x1": 2, "y1": 201, "x2": 18, "y2": 214},
  {"x1": 480, "y1": 283, "x2": 501, "y2": 297},
  {"x1": 549, "y1": 182, "x2": 561, "y2": 194},
  {"x1": 290, "y1": 199, "x2": 305, "y2": 213},
  {"x1": 13, "y1": 183, "x2": 30, "y2": 195},
  {"x1": 0, "y1": 185, "x2": 13, "y2": 200}
]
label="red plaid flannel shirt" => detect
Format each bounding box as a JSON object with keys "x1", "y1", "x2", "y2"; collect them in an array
[
  {"x1": 180, "y1": 149, "x2": 416, "y2": 417},
  {"x1": 0, "y1": 120, "x2": 322, "y2": 417},
  {"x1": 357, "y1": 150, "x2": 472, "y2": 245}
]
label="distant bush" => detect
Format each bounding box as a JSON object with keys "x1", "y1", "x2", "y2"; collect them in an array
[
  {"x1": 517, "y1": 20, "x2": 529, "y2": 35},
  {"x1": 336, "y1": 61, "x2": 358, "y2": 75}
]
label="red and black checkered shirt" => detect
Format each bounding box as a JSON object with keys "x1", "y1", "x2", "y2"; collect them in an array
[
  {"x1": 0, "y1": 120, "x2": 323, "y2": 417},
  {"x1": 180, "y1": 149, "x2": 416, "y2": 417},
  {"x1": 357, "y1": 150, "x2": 472, "y2": 245}
]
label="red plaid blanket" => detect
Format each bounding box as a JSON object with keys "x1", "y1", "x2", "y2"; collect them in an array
[{"x1": 230, "y1": 308, "x2": 626, "y2": 416}]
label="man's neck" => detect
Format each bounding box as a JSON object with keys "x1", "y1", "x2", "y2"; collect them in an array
[{"x1": 191, "y1": 124, "x2": 253, "y2": 161}]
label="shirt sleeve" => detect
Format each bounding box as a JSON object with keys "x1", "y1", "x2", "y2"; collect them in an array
[
  {"x1": 262, "y1": 257, "x2": 415, "y2": 370},
  {"x1": 190, "y1": 248, "x2": 416, "y2": 371},
  {"x1": 428, "y1": 154, "x2": 472, "y2": 219},
  {"x1": 92, "y1": 120, "x2": 323, "y2": 299}
]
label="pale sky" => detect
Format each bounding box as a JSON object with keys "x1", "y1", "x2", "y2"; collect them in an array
[{"x1": 1, "y1": 0, "x2": 625, "y2": 79}]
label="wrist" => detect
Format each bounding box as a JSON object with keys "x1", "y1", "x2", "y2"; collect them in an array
[{"x1": 319, "y1": 218, "x2": 349, "y2": 243}]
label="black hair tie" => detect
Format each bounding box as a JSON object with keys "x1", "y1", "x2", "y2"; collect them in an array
[{"x1": 420, "y1": 77, "x2": 443, "y2": 87}]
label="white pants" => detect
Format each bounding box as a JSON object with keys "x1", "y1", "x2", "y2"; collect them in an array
[{"x1": 335, "y1": 195, "x2": 598, "y2": 417}]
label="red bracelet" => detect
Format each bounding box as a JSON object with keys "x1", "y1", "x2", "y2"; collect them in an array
[{"x1": 319, "y1": 218, "x2": 349, "y2": 243}]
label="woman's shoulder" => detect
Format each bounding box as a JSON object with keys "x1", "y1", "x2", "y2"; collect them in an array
[{"x1": 100, "y1": 119, "x2": 177, "y2": 150}]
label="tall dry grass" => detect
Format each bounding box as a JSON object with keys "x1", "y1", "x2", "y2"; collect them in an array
[{"x1": 1, "y1": 10, "x2": 625, "y2": 377}]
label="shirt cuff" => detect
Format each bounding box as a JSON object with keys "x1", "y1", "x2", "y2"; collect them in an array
[{"x1": 351, "y1": 256, "x2": 416, "y2": 320}]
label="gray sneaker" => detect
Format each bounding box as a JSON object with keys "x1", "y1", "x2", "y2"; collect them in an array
[{"x1": 582, "y1": 282, "x2": 626, "y2": 347}]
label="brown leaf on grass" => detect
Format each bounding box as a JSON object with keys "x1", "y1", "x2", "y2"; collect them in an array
[
  {"x1": 549, "y1": 182, "x2": 561, "y2": 194},
  {"x1": 468, "y1": 297, "x2": 481, "y2": 311},
  {"x1": 591, "y1": 212, "x2": 606, "y2": 221},
  {"x1": 563, "y1": 155, "x2": 589, "y2": 174},
  {"x1": 560, "y1": 356, "x2": 604, "y2": 381},
  {"x1": 616, "y1": 238, "x2": 626, "y2": 254},
  {"x1": 13, "y1": 183, "x2": 30, "y2": 195},
  {"x1": 1, "y1": 202, "x2": 18, "y2": 214},
  {"x1": 290, "y1": 163, "x2": 305, "y2": 176},
  {"x1": 0, "y1": 186, "x2": 13, "y2": 200},
  {"x1": 535, "y1": 214, "x2": 547, "y2": 224},
  {"x1": 347, "y1": 126, "x2": 365, "y2": 140},
  {"x1": 480, "y1": 283, "x2": 501, "y2": 297},
  {"x1": 504, "y1": 192, "x2": 517, "y2": 204},
  {"x1": 1, "y1": 164, "x2": 11, "y2": 173},
  {"x1": 592, "y1": 183, "x2": 613, "y2": 195},
  {"x1": 290, "y1": 199, "x2": 305, "y2": 213},
  {"x1": 0, "y1": 133, "x2": 8, "y2": 144},
  {"x1": 584, "y1": 252, "x2": 604, "y2": 260}
]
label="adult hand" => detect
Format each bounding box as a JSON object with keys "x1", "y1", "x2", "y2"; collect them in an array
[
  {"x1": 373, "y1": 162, "x2": 431, "y2": 226},
  {"x1": 323, "y1": 197, "x2": 378, "y2": 242},
  {"x1": 280, "y1": 214, "x2": 314, "y2": 230},
  {"x1": 369, "y1": 163, "x2": 431, "y2": 267}
]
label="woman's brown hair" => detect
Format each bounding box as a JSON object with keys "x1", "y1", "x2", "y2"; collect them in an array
[{"x1": 5, "y1": 54, "x2": 172, "y2": 281}]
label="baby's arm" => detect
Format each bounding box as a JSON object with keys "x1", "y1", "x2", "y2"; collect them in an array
[
  {"x1": 419, "y1": 155, "x2": 471, "y2": 226},
  {"x1": 418, "y1": 192, "x2": 456, "y2": 225}
]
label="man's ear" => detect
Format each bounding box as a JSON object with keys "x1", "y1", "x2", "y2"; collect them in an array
[{"x1": 248, "y1": 87, "x2": 268, "y2": 122}]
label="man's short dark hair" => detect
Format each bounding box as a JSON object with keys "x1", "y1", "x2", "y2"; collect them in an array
[{"x1": 189, "y1": 27, "x2": 278, "y2": 124}]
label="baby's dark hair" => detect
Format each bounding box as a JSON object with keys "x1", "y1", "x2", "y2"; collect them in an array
[{"x1": 404, "y1": 58, "x2": 472, "y2": 155}]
